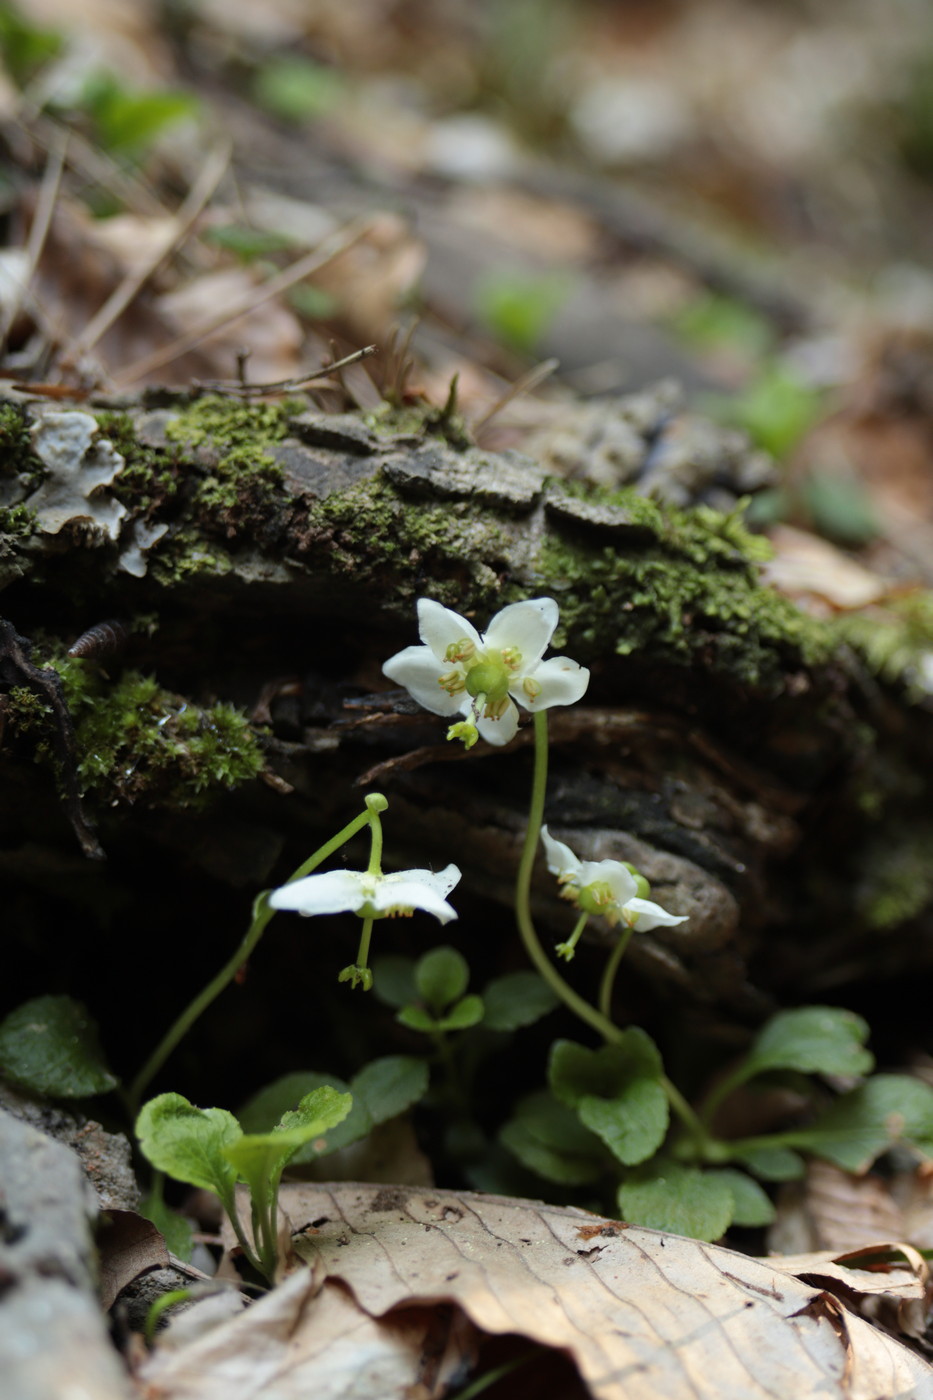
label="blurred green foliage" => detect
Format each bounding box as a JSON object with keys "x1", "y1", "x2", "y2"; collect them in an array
[
  {"x1": 252, "y1": 57, "x2": 345, "y2": 122},
  {"x1": 473, "y1": 269, "x2": 572, "y2": 354},
  {"x1": 0, "y1": 2, "x2": 61, "y2": 86}
]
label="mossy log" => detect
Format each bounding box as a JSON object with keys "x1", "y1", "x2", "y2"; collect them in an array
[{"x1": 1, "y1": 387, "x2": 931, "y2": 1100}]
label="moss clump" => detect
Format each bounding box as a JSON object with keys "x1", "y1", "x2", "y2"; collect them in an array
[
  {"x1": 832, "y1": 592, "x2": 933, "y2": 699},
  {"x1": 0, "y1": 502, "x2": 37, "y2": 588},
  {"x1": 856, "y1": 822, "x2": 933, "y2": 930},
  {"x1": 303, "y1": 475, "x2": 513, "y2": 609},
  {"x1": 535, "y1": 489, "x2": 832, "y2": 689},
  {"x1": 164, "y1": 396, "x2": 289, "y2": 533},
  {"x1": 93, "y1": 410, "x2": 181, "y2": 514},
  {"x1": 14, "y1": 655, "x2": 264, "y2": 810},
  {"x1": 0, "y1": 402, "x2": 41, "y2": 483}
]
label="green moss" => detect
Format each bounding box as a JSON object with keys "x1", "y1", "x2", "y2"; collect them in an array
[
  {"x1": 0, "y1": 502, "x2": 37, "y2": 588},
  {"x1": 93, "y1": 410, "x2": 180, "y2": 513},
  {"x1": 0, "y1": 403, "x2": 43, "y2": 489},
  {"x1": 856, "y1": 823, "x2": 933, "y2": 930},
  {"x1": 304, "y1": 476, "x2": 513, "y2": 609},
  {"x1": 831, "y1": 593, "x2": 933, "y2": 699},
  {"x1": 535, "y1": 489, "x2": 832, "y2": 688},
  {"x1": 147, "y1": 527, "x2": 233, "y2": 585},
  {"x1": 164, "y1": 396, "x2": 288, "y2": 529},
  {"x1": 12, "y1": 655, "x2": 264, "y2": 811}
]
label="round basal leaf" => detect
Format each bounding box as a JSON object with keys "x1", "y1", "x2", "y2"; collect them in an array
[
  {"x1": 500, "y1": 1092, "x2": 606, "y2": 1186},
  {"x1": 135, "y1": 1093, "x2": 240, "y2": 1199},
  {"x1": 436, "y1": 994, "x2": 485, "y2": 1032},
  {"x1": 415, "y1": 946, "x2": 470, "y2": 1013},
  {"x1": 549, "y1": 1030, "x2": 663, "y2": 1108},
  {"x1": 746, "y1": 1006, "x2": 873, "y2": 1080},
  {"x1": 352, "y1": 1056, "x2": 429, "y2": 1125},
  {"x1": 371, "y1": 955, "x2": 418, "y2": 1010},
  {"x1": 0, "y1": 995, "x2": 117, "y2": 1097},
  {"x1": 482, "y1": 972, "x2": 560, "y2": 1032},
  {"x1": 578, "y1": 1078, "x2": 669, "y2": 1167},
  {"x1": 706, "y1": 1169, "x2": 776, "y2": 1227},
  {"x1": 792, "y1": 1074, "x2": 933, "y2": 1173},
  {"x1": 731, "y1": 1144, "x2": 806, "y2": 1182},
  {"x1": 397, "y1": 1004, "x2": 441, "y2": 1033},
  {"x1": 619, "y1": 1162, "x2": 735, "y2": 1241}
]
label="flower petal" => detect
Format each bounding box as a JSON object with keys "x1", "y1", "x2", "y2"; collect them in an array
[
  {"x1": 370, "y1": 877, "x2": 459, "y2": 924},
  {"x1": 623, "y1": 897, "x2": 688, "y2": 932},
  {"x1": 484, "y1": 598, "x2": 558, "y2": 667},
  {"x1": 269, "y1": 870, "x2": 366, "y2": 917},
  {"x1": 383, "y1": 865, "x2": 462, "y2": 898},
  {"x1": 382, "y1": 644, "x2": 462, "y2": 716},
  {"x1": 594, "y1": 860, "x2": 639, "y2": 906},
  {"x1": 541, "y1": 826, "x2": 582, "y2": 880},
  {"x1": 476, "y1": 698, "x2": 520, "y2": 746},
  {"x1": 516, "y1": 655, "x2": 590, "y2": 711},
  {"x1": 417, "y1": 598, "x2": 482, "y2": 663}
]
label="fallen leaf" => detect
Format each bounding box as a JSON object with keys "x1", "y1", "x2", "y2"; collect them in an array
[
  {"x1": 181, "y1": 1183, "x2": 933, "y2": 1399},
  {"x1": 97, "y1": 1209, "x2": 170, "y2": 1311}
]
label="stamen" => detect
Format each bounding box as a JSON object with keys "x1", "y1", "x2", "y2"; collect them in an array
[
  {"x1": 445, "y1": 638, "x2": 476, "y2": 663},
  {"x1": 522, "y1": 676, "x2": 541, "y2": 701}
]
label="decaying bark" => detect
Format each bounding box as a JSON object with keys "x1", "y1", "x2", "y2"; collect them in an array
[{"x1": 1, "y1": 384, "x2": 931, "y2": 1062}]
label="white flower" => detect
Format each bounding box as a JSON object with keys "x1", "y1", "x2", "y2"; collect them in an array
[
  {"x1": 269, "y1": 865, "x2": 461, "y2": 924},
  {"x1": 383, "y1": 597, "x2": 589, "y2": 747},
  {"x1": 541, "y1": 826, "x2": 687, "y2": 931}
]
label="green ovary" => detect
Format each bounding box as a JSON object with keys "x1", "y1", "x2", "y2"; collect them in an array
[{"x1": 464, "y1": 653, "x2": 512, "y2": 707}]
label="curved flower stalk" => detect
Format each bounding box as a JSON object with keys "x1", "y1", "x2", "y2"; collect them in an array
[
  {"x1": 383, "y1": 597, "x2": 589, "y2": 748},
  {"x1": 541, "y1": 826, "x2": 686, "y2": 960}
]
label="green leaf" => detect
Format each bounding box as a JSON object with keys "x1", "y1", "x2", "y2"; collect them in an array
[
  {"x1": 372, "y1": 955, "x2": 418, "y2": 1009},
  {"x1": 397, "y1": 1004, "x2": 441, "y2": 1033},
  {"x1": 203, "y1": 225, "x2": 296, "y2": 262},
  {"x1": 239, "y1": 1072, "x2": 352, "y2": 1133},
  {"x1": 706, "y1": 1169, "x2": 775, "y2": 1227},
  {"x1": 744, "y1": 1006, "x2": 874, "y2": 1080},
  {"x1": 79, "y1": 74, "x2": 199, "y2": 156},
  {"x1": 549, "y1": 1031, "x2": 668, "y2": 1166},
  {"x1": 474, "y1": 270, "x2": 572, "y2": 355},
  {"x1": 138, "y1": 1193, "x2": 194, "y2": 1261},
  {"x1": 135, "y1": 1094, "x2": 241, "y2": 1201},
  {"x1": 435, "y1": 994, "x2": 485, "y2": 1032},
  {"x1": 225, "y1": 1087, "x2": 351, "y2": 1193},
  {"x1": 0, "y1": 995, "x2": 117, "y2": 1097},
  {"x1": 730, "y1": 1144, "x2": 806, "y2": 1181},
  {"x1": 500, "y1": 1091, "x2": 607, "y2": 1185},
  {"x1": 619, "y1": 1162, "x2": 735, "y2": 1241},
  {"x1": 790, "y1": 1074, "x2": 933, "y2": 1172},
  {"x1": 352, "y1": 1056, "x2": 429, "y2": 1125},
  {"x1": 252, "y1": 58, "x2": 345, "y2": 122},
  {"x1": 482, "y1": 972, "x2": 560, "y2": 1031},
  {"x1": 416, "y1": 946, "x2": 470, "y2": 1012}
]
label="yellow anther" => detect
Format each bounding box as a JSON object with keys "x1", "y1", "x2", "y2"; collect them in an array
[
  {"x1": 445, "y1": 638, "x2": 476, "y2": 663},
  {"x1": 438, "y1": 669, "x2": 466, "y2": 695},
  {"x1": 522, "y1": 676, "x2": 541, "y2": 702},
  {"x1": 500, "y1": 647, "x2": 523, "y2": 670}
]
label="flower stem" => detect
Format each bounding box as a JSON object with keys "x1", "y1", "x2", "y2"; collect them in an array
[
  {"x1": 129, "y1": 802, "x2": 381, "y2": 1113},
  {"x1": 514, "y1": 712, "x2": 623, "y2": 1045},
  {"x1": 598, "y1": 924, "x2": 635, "y2": 1020},
  {"x1": 355, "y1": 916, "x2": 375, "y2": 974}
]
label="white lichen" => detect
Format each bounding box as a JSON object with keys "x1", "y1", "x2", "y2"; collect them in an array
[{"x1": 27, "y1": 409, "x2": 126, "y2": 540}]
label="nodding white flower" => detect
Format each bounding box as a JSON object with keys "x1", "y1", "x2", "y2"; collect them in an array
[
  {"x1": 269, "y1": 865, "x2": 461, "y2": 924},
  {"x1": 383, "y1": 597, "x2": 589, "y2": 747},
  {"x1": 541, "y1": 826, "x2": 687, "y2": 931}
]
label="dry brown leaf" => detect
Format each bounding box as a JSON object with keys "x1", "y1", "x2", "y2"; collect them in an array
[
  {"x1": 176, "y1": 1183, "x2": 933, "y2": 1399},
  {"x1": 97, "y1": 1209, "x2": 170, "y2": 1311},
  {"x1": 762, "y1": 525, "x2": 889, "y2": 612},
  {"x1": 770, "y1": 1159, "x2": 907, "y2": 1256},
  {"x1": 140, "y1": 1266, "x2": 478, "y2": 1400}
]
